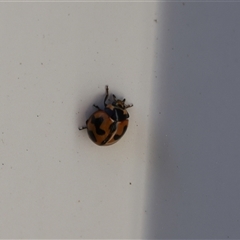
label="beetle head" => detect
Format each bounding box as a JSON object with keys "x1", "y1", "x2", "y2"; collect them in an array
[{"x1": 112, "y1": 94, "x2": 127, "y2": 109}]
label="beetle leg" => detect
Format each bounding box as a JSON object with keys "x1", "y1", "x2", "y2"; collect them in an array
[
  {"x1": 125, "y1": 104, "x2": 133, "y2": 109},
  {"x1": 79, "y1": 126, "x2": 87, "y2": 130},
  {"x1": 93, "y1": 104, "x2": 101, "y2": 110},
  {"x1": 104, "y1": 85, "x2": 109, "y2": 107},
  {"x1": 112, "y1": 94, "x2": 117, "y2": 101}
]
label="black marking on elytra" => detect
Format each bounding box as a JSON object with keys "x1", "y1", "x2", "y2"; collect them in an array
[
  {"x1": 113, "y1": 125, "x2": 128, "y2": 141},
  {"x1": 91, "y1": 115, "x2": 105, "y2": 135},
  {"x1": 101, "y1": 135, "x2": 111, "y2": 145},
  {"x1": 109, "y1": 121, "x2": 117, "y2": 133},
  {"x1": 87, "y1": 130, "x2": 97, "y2": 142},
  {"x1": 100, "y1": 122, "x2": 117, "y2": 145}
]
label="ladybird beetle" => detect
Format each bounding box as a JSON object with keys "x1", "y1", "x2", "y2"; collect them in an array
[{"x1": 79, "y1": 86, "x2": 133, "y2": 146}]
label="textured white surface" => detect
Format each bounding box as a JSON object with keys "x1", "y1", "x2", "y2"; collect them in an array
[
  {"x1": 1, "y1": 2, "x2": 240, "y2": 239},
  {"x1": 0, "y1": 2, "x2": 156, "y2": 238}
]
